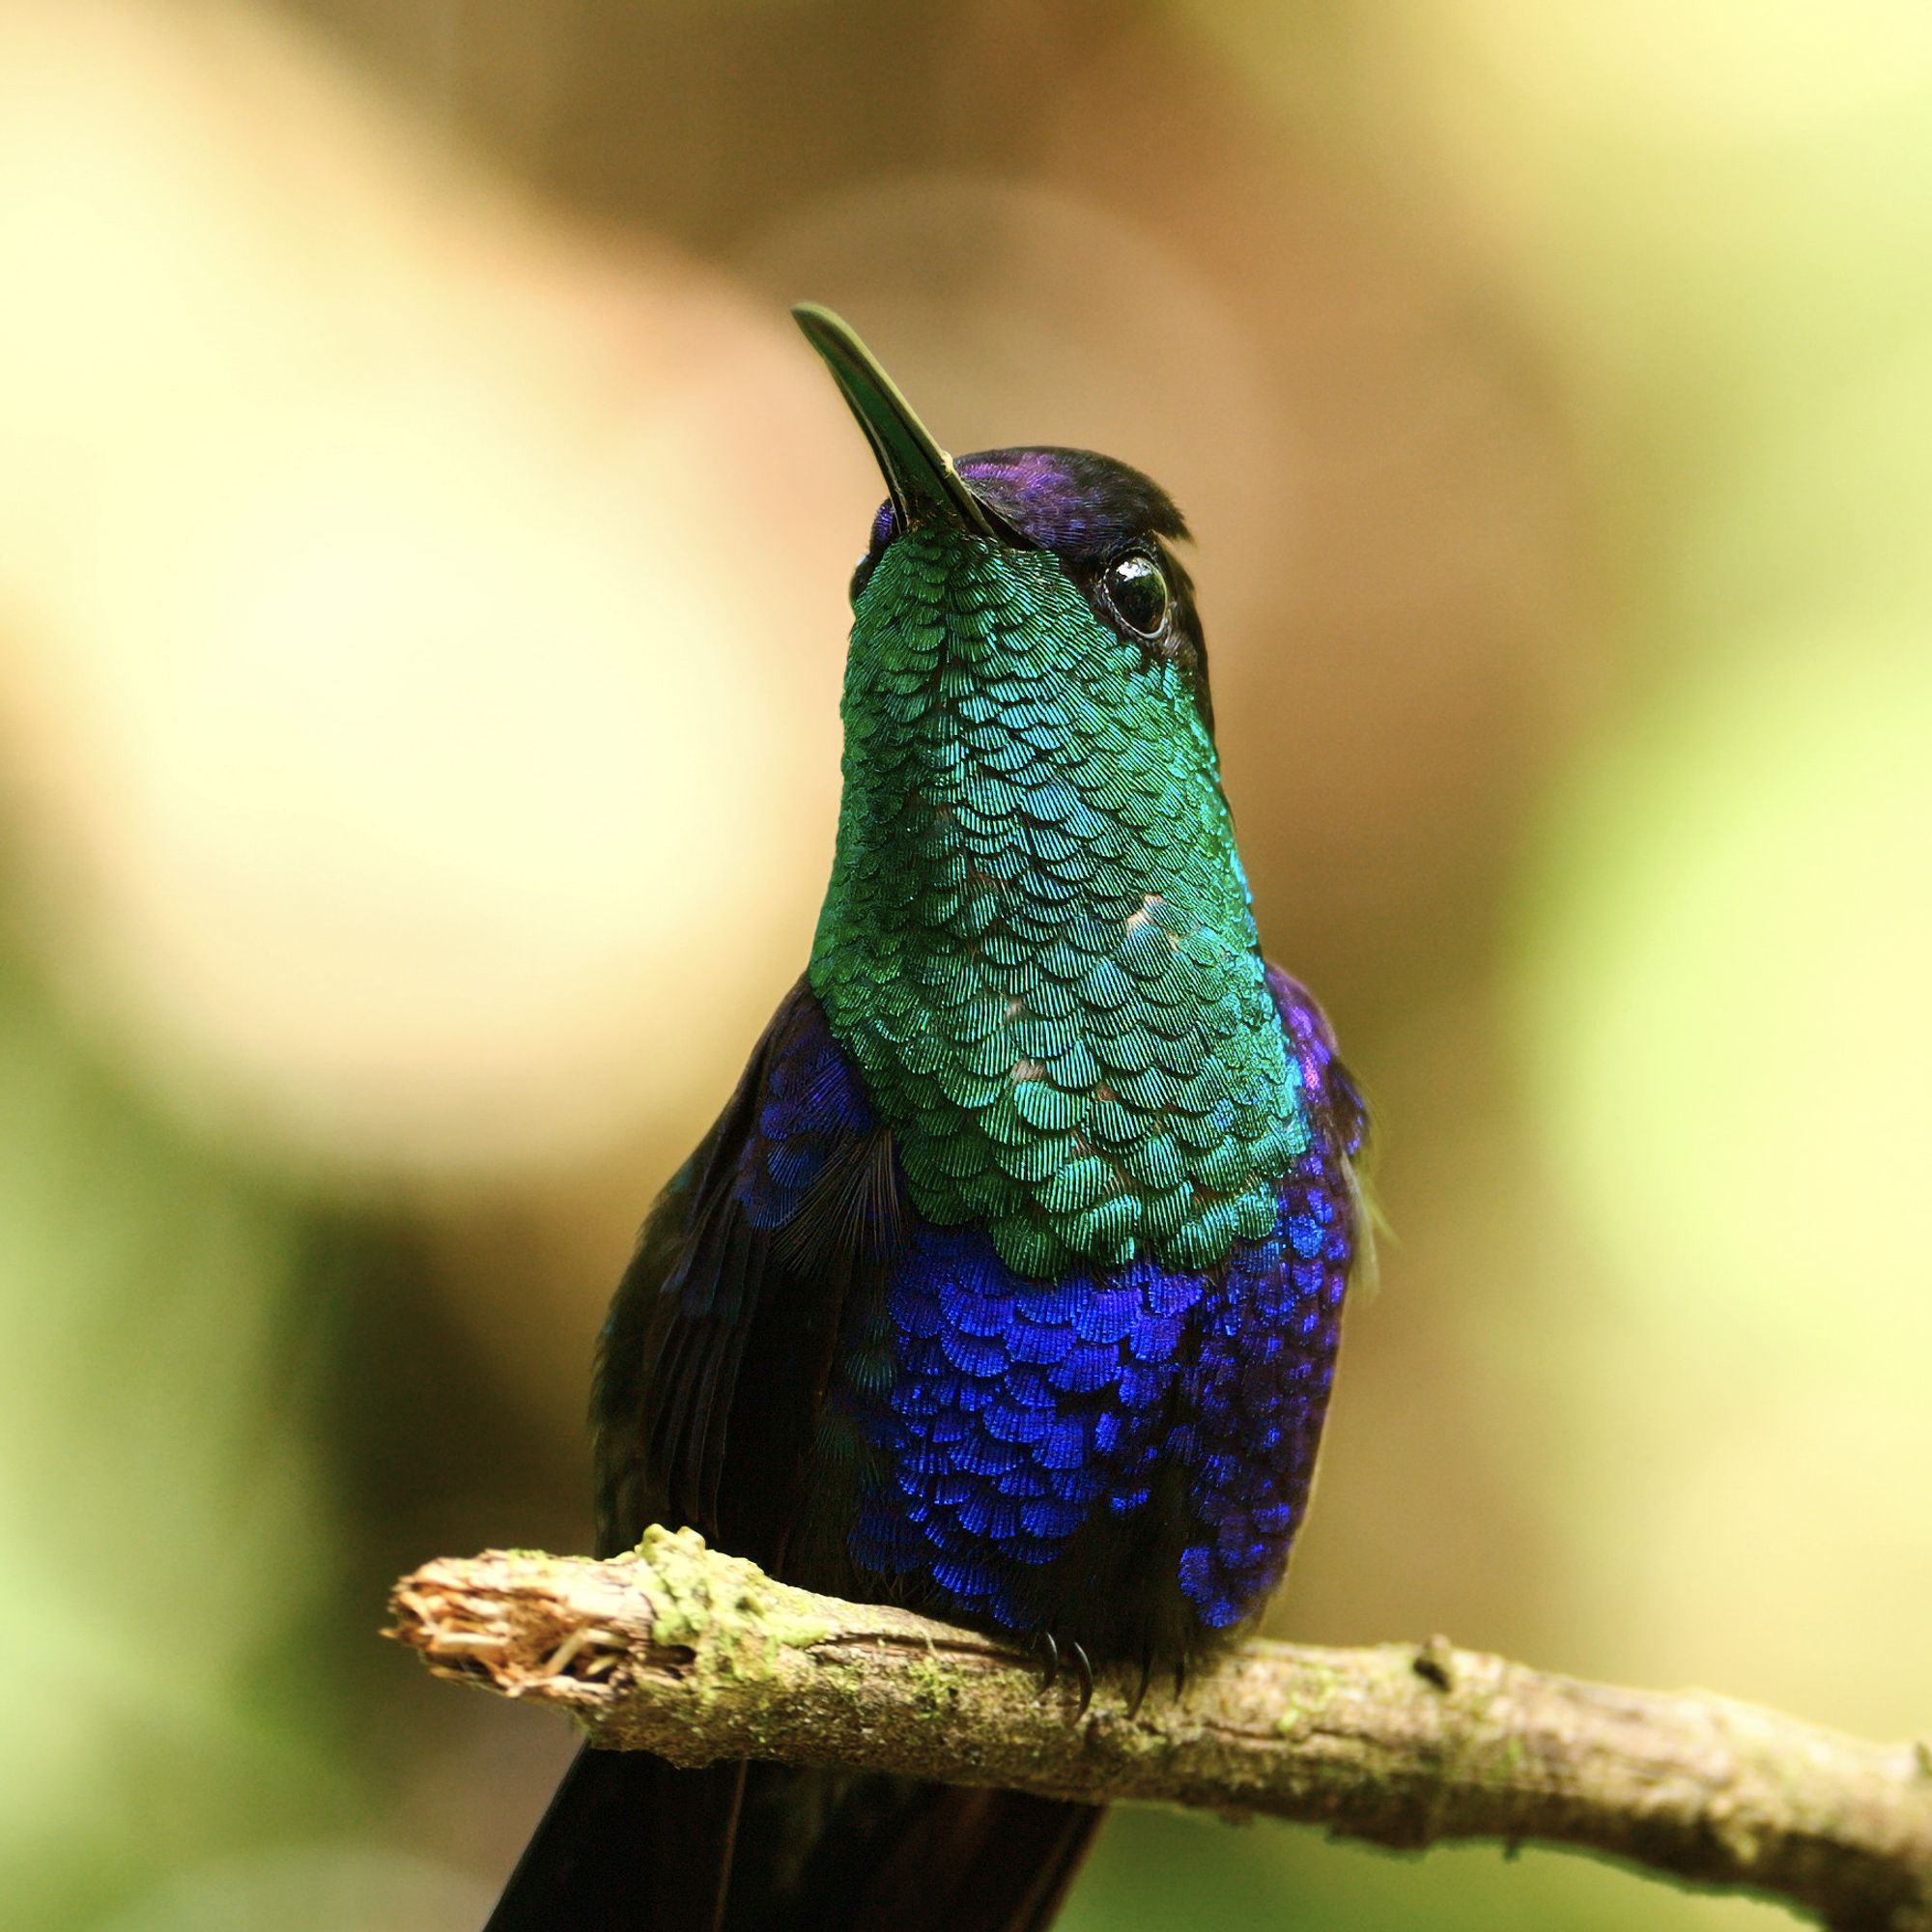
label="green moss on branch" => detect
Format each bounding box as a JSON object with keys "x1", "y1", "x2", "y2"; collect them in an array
[{"x1": 389, "y1": 1529, "x2": 1932, "y2": 1932}]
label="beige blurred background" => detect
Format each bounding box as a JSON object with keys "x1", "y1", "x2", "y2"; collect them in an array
[{"x1": 1, "y1": 3, "x2": 1926, "y2": 1927}]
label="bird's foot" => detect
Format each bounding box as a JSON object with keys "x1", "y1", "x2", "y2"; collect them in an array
[
  {"x1": 1030, "y1": 1632, "x2": 1094, "y2": 1718},
  {"x1": 1069, "y1": 1641, "x2": 1094, "y2": 1717},
  {"x1": 1034, "y1": 1630, "x2": 1059, "y2": 1693}
]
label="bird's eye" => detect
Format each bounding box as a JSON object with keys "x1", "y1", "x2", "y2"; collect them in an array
[{"x1": 1102, "y1": 553, "x2": 1171, "y2": 639}]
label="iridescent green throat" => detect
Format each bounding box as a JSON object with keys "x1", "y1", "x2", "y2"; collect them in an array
[{"x1": 809, "y1": 527, "x2": 1307, "y2": 1280}]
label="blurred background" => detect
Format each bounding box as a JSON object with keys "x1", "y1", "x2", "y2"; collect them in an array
[{"x1": 2, "y1": 2, "x2": 1928, "y2": 1927}]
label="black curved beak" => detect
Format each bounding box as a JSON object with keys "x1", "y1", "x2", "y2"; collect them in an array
[{"x1": 792, "y1": 303, "x2": 999, "y2": 539}]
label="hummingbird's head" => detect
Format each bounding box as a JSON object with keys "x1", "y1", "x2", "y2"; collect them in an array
[
  {"x1": 794, "y1": 308, "x2": 1295, "y2": 1282},
  {"x1": 793, "y1": 305, "x2": 1214, "y2": 737}
]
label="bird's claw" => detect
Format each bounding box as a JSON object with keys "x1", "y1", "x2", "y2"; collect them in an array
[
  {"x1": 1031, "y1": 1633, "x2": 1094, "y2": 1718},
  {"x1": 1035, "y1": 1631, "x2": 1060, "y2": 1693},
  {"x1": 1069, "y1": 1642, "x2": 1094, "y2": 1719}
]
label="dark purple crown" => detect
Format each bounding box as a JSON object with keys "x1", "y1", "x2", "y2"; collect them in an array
[
  {"x1": 854, "y1": 444, "x2": 1211, "y2": 730},
  {"x1": 864, "y1": 447, "x2": 1188, "y2": 566}
]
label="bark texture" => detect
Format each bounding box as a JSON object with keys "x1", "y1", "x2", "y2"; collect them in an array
[{"x1": 389, "y1": 1528, "x2": 1932, "y2": 1930}]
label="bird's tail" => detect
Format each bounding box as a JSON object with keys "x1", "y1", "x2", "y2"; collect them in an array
[{"x1": 485, "y1": 1746, "x2": 1101, "y2": 1931}]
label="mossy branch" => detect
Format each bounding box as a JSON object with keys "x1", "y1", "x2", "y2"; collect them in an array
[{"x1": 388, "y1": 1528, "x2": 1932, "y2": 1931}]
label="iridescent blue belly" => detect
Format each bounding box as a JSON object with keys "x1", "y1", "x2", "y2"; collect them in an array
[{"x1": 737, "y1": 973, "x2": 1360, "y2": 1665}]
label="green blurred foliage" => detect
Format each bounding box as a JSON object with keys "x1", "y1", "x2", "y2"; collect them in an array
[
  {"x1": 1, "y1": 3, "x2": 1926, "y2": 1928},
  {"x1": 0, "y1": 952, "x2": 339, "y2": 1926},
  {"x1": 1066, "y1": 1808, "x2": 1780, "y2": 1932}
]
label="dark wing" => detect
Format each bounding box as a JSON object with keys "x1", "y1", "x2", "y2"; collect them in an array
[
  {"x1": 491, "y1": 980, "x2": 902, "y2": 1932},
  {"x1": 593, "y1": 974, "x2": 900, "y2": 1569}
]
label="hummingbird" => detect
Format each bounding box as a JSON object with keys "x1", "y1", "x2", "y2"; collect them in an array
[{"x1": 486, "y1": 306, "x2": 1367, "y2": 1932}]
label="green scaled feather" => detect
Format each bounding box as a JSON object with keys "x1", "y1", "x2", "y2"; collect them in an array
[{"x1": 809, "y1": 527, "x2": 1307, "y2": 1280}]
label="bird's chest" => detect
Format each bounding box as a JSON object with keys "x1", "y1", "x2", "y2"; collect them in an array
[
  {"x1": 827, "y1": 1147, "x2": 1351, "y2": 1662},
  {"x1": 811, "y1": 847, "x2": 1306, "y2": 1283}
]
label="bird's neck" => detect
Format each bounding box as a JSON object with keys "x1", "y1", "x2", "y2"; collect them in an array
[{"x1": 808, "y1": 535, "x2": 1306, "y2": 1282}]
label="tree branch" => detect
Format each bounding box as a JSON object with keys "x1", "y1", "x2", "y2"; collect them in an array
[{"x1": 388, "y1": 1527, "x2": 1932, "y2": 1931}]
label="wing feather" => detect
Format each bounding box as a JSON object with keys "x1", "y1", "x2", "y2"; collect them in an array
[{"x1": 593, "y1": 977, "x2": 896, "y2": 1570}]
